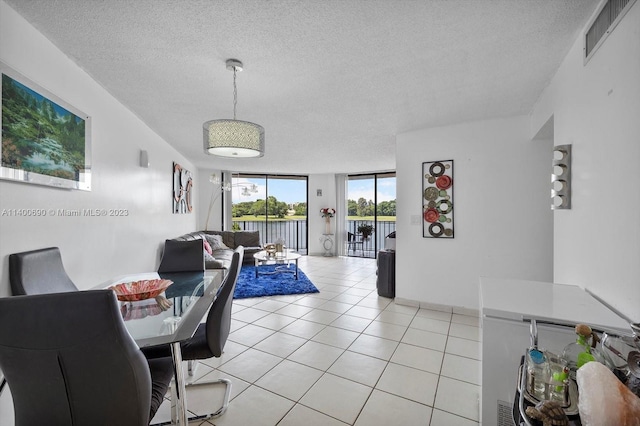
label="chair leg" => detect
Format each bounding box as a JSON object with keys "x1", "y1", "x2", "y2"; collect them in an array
[
  {"x1": 150, "y1": 378, "x2": 232, "y2": 426},
  {"x1": 183, "y1": 378, "x2": 233, "y2": 420},
  {"x1": 187, "y1": 360, "x2": 198, "y2": 377}
]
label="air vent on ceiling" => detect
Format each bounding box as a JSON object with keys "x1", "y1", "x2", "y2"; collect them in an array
[{"x1": 585, "y1": 0, "x2": 637, "y2": 62}]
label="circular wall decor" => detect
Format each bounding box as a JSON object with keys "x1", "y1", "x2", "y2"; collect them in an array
[
  {"x1": 436, "y1": 199, "x2": 453, "y2": 214},
  {"x1": 423, "y1": 160, "x2": 454, "y2": 239},
  {"x1": 429, "y1": 223, "x2": 444, "y2": 237},
  {"x1": 424, "y1": 208, "x2": 439, "y2": 223},
  {"x1": 435, "y1": 175, "x2": 452, "y2": 190},
  {"x1": 429, "y1": 162, "x2": 446, "y2": 177},
  {"x1": 424, "y1": 187, "x2": 439, "y2": 200}
]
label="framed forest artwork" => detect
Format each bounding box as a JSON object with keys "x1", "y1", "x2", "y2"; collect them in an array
[{"x1": 1, "y1": 62, "x2": 91, "y2": 190}]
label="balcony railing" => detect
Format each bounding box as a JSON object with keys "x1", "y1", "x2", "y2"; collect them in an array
[
  {"x1": 232, "y1": 220, "x2": 308, "y2": 254},
  {"x1": 232, "y1": 219, "x2": 396, "y2": 258},
  {"x1": 347, "y1": 220, "x2": 395, "y2": 258}
]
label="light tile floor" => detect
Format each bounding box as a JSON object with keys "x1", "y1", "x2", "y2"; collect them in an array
[{"x1": 152, "y1": 255, "x2": 481, "y2": 426}]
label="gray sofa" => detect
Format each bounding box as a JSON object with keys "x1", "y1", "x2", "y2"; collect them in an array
[{"x1": 171, "y1": 230, "x2": 262, "y2": 269}]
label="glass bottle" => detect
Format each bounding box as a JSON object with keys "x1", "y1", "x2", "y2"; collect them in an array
[
  {"x1": 562, "y1": 323, "x2": 602, "y2": 379},
  {"x1": 527, "y1": 348, "x2": 549, "y2": 399},
  {"x1": 562, "y1": 334, "x2": 592, "y2": 378}
]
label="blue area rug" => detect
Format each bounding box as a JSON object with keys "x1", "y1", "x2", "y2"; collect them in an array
[{"x1": 233, "y1": 264, "x2": 320, "y2": 299}]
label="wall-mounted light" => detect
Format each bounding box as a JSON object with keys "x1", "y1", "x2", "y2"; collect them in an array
[
  {"x1": 139, "y1": 150, "x2": 149, "y2": 168},
  {"x1": 551, "y1": 144, "x2": 571, "y2": 209}
]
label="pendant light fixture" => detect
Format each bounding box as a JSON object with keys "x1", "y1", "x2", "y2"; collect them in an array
[{"x1": 203, "y1": 59, "x2": 265, "y2": 158}]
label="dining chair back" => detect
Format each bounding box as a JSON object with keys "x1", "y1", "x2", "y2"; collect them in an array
[
  {"x1": 203, "y1": 245, "x2": 243, "y2": 357},
  {"x1": 157, "y1": 239, "x2": 205, "y2": 273},
  {"x1": 9, "y1": 247, "x2": 78, "y2": 295},
  {"x1": 142, "y1": 246, "x2": 244, "y2": 419},
  {"x1": 0, "y1": 290, "x2": 173, "y2": 426}
]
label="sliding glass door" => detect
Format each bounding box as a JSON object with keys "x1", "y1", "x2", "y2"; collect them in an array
[
  {"x1": 346, "y1": 172, "x2": 396, "y2": 258},
  {"x1": 231, "y1": 174, "x2": 308, "y2": 254}
]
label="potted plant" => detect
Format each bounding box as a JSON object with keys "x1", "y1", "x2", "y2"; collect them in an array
[{"x1": 357, "y1": 223, "x2": 374, "y2": 239}]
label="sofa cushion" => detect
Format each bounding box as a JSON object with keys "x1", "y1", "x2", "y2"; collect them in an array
[
  {"x1": 234, "y1": 231, "x2": 260, "y2": 248},
  {"x1": 205, "y1": 257, "x2": 226, "y2": 269},
  {"x1": 204, "y1": 234, "x2": 230, "y2": 251},
  {"x1": 204, "y1": 231, "x2": 235, "y2": 249},
  {"x1": 203, "y1": 250, "x2": 215, "y2": 262}
]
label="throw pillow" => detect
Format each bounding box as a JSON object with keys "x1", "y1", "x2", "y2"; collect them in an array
[
  {"x1": 204, "y1": 250, "x2": 216, "y2": 262},
  {"x1": 204, "y1": 234, "x2": 230, "y2": 251},
  {"x1": 202, "y1": 238, "x2": 213, "y2": 255}
]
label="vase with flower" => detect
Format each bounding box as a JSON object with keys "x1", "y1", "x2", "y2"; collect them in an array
[{"x1": 320, "y1": 208, "x2": 335, "y2": 234}]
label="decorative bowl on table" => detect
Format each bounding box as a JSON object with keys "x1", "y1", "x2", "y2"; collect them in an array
[{"x1": 109, "y1": 279, "x2": 173, "y2": 302}]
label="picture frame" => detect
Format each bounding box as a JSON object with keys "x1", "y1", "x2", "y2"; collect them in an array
[
  {"x1": 1, "y1": 62, "x2": 92, "y2": 190},
  {"x1": 422, "y1": 160, "x2": 454, "y2": 238}
]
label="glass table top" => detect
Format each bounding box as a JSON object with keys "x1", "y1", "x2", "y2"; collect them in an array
[{"x1": 98, "y1": 270, "x2": 223, "y2": 348}]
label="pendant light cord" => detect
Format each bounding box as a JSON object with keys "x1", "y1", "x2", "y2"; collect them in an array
[{"x1": 233, "y1": 67, "x2": 238, "y2": 120}]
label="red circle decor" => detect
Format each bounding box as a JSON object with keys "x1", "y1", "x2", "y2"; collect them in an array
[
  {"x1": 435, "y1": 175, "x2": 452, "y2": 190},
  {"x1": 424, "y1": 208, "x2": 439, "y2": 223}
]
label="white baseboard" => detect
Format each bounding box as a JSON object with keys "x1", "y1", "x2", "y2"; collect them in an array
[{"x1": 394, "y1": 298, "x2": 479, "y2": 317}]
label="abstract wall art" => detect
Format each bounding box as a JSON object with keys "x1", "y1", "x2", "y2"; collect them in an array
[
  {"x1": 173, "y1": 162, "x2": 193, "y2": 214},
  {"x1": 422, "y1": 160, "x2": 454, "y2": 238}
]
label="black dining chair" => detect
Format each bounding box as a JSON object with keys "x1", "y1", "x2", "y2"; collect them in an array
[
  {"x1": 143, "y1": 246, "x2": 244, "y2": 420},
  {"x1": 9, "y1": 247, "x2": 79, "y2": 295},
  {"x1": 0, "y1": 290, "x2": 174, "y2": 426},
  {"x1": 157, "y1": 239, "x2": 205, "y2": 273}
]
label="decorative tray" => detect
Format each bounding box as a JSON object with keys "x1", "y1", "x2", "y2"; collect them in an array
[{"x1": 517, "y1": 364, "x2": 580, "y2": 416}]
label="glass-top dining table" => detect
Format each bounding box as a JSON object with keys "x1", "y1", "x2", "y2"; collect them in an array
[{"x1": 96, "y1": 269, "x2": 224, "y2": 426}]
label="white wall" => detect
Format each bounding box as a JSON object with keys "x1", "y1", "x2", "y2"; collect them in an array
[
  {"x1": 0, "y1": 2, "x2": 197, "y2": 296},
  {"x1": 531, "y1": 2, "x2": 640, "y2": 323},
  {"x1": 395, "y1": 116, "x2": 553, "y2": 310},
  {"x1": 0, "y1": 3, "x2": 200, "y2": 421}
]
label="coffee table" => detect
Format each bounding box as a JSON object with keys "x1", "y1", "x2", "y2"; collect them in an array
[{"x1": 254, "y1": 250, "x2": 301, "y2": 280}]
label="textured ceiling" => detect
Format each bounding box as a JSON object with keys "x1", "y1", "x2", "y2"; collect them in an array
[{"x1": 5, "y1": 0, "x2": 599, "y2": 174}]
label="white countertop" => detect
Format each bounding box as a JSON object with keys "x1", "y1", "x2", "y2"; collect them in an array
[{"x1": 480, "y1": 277, "x2": 630, "y2": 335}]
